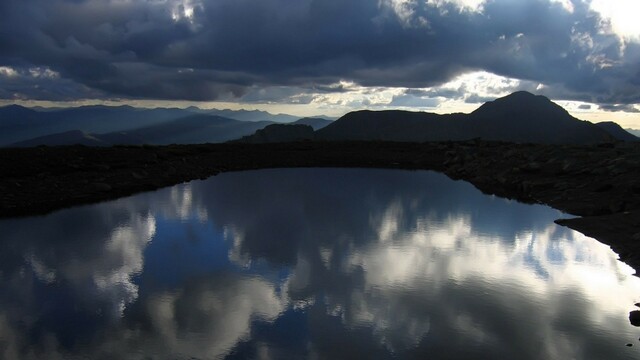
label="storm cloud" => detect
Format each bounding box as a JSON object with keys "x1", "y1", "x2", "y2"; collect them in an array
[{"x1": 1, "y1": 0, "x2": 639, "y2": 109}]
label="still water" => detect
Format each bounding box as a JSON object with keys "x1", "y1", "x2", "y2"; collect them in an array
[{"x1": 0, "y1": 168, "x2": 639, "y2": 359}]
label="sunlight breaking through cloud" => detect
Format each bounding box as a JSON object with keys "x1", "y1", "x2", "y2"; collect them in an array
[{"x1": 590, "y1": 0, "x2": 640, "y2": 42}]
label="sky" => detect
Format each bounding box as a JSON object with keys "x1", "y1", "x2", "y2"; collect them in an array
[{"x1": 0, "y1": 0, "x2": 639, "y2": 128}]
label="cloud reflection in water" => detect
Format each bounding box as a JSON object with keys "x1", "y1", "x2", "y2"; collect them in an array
[{"x1": 0, "y1": 168, "x2": 638, "y2": 359}]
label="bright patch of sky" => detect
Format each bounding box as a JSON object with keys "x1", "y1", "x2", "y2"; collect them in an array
[
  {"x1": 277, "y1": 71, "x2": 534, "y2": 115},
  {"x1": 590, "y1": 0, "x2": 640, "y2": 42}
]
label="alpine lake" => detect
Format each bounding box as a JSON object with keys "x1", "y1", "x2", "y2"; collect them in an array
[{"x1": 1, "y1": 168, "x2": 639, "y2": 359}]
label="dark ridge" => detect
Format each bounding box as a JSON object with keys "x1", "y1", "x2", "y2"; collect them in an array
[
  {"x1": 234, "y1": 124, "x2": 315, "y2": 143},
  {"x1": 292, "y1": 117, "x2": 333, "y2": 130},
  {"x1": 316, "y1": 92, "x2": 612, "y2": 144},
  {"x1": 316, "y1": 110, "x2": 469, "y2": 142},
  {"x1": 596, "y1": 122, "x2": 640, "y2": 142}
]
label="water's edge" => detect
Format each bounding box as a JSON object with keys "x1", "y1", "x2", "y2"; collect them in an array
[{"x1": 1, "y1": 141, "x2": 639, "y2": 273}]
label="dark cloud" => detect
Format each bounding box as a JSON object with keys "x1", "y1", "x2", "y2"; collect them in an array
[
  {"x1": 599, "y1": 104, "x2": 640, "y2": 113},
  {"x1": 389, "y1": 92, "x2": 440, "y2": 107},
  {"x1": 579, "y1": 104, "x2": 592, "y2": 110},
  {"x1": 0, "y1": 65, "x2": 105, "y2": 100},
  {"x1": 0, "y1": 0, "x2": 639, "y2": 106}
]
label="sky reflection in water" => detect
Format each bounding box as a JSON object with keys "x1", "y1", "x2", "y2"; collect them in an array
[{"x1": 0, "y1": 168, "x2": 639, "y2": 359}]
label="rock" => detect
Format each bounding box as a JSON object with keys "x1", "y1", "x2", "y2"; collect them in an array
[
  {"x1": 520, "y1": 180, "x2": 533, "y2": 194},
  {"x1": 609, "y1": 201, "x2": 626, "y2": 214},
  {"x1": 237, "y1": 124, "x2": 315, "y2": 143},
  {"x1": 521, "y1": 162, "x2": 541, "y2": 173},
  {"x1": 562, "y1": 160, "x2": 575, "y2": 172},
  {"x1": 594, "y1": 183, "x2": 613, "y2": 192},
  {"x1": 553, "y1": 182, "x2": 569, "y2": 190},
  {"x1": 629, "y1": 310, "x2": 640, "y2": 326},
  {"x1": 132, "y1": 170, "x2": 148, "y2": 179},
  {"x1": 92, "y1": 164, "x2": 111, "y2": 171},
  {"x1": 496, "y1": 175, "x2": 508, "y2": 185},
  {"x1": 91, "y1": 182, "x2": 112, "y2": 192}
]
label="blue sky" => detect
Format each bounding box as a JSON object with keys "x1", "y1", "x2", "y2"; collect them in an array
[{"x1": 0, "y1": 0, "x2": 639, "y2": 127}]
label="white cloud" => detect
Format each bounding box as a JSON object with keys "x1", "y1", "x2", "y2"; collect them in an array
[
  {"x1": 549, "y1": 0, "x2": 575, "y2": 13},
  {"x1": 429, "y1": 0, "x2": 486, "y2": 13},
  {"x1": 0, "y1": 66, "x2": 18, "y2": 78},
  {"x1": 92, "y1": 213, "x2": 156, "y2": 316},
  {"x1": 0, "y1": 66, "x2": 59, "y2": 79},
  {"x1": 27, "y1": 67, "x2": 60, "y2": 79},
  {"x1": 134, "y1": 276, "x2": 286, "y2": 360},
  {"x1": 435, "y1": 71, "x2": 528, "y2": 100},
  {"x1": 378, "y1": 0, "x2": 430, "y2": 27},
  {"x1": 339, "y1": 205, "x2": 640, "y2": 354},
  {"x1": 169, "y1": 0, "x2": 201, "y2": 24},
  {"x1": 23, "y1": 211, "x2": 156, "y2": 318}
]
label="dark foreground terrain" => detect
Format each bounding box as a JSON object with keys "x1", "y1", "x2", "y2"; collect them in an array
[{"x1": 1, "y1": 141, "x2": 639, "y2": 272}]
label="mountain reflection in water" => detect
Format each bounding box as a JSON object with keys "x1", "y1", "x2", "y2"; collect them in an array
[{"x1": 0, "y1": 168, "x2": 639, "y2": 359}]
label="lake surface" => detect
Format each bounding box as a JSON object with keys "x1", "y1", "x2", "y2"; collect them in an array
[{"x1": 1, "y1": 168, "x2": 639, "y2": 359}]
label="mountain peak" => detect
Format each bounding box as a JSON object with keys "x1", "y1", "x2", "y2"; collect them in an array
[
  {"x1": 504, "y1": 90, "x2": 539, "y2": 98},
  {"x1": 318, "y1": 91, "x2": 612, "y2": 144},
  {"x1": 470, "y1": 91, "x2": 569, "y2": 121}
]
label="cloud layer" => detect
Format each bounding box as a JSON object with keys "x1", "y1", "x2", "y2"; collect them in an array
[{"x1": 1, "y1": 0, "x2": 639, "y2": 111}]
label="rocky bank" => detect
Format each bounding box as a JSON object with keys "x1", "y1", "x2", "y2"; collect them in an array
[{"x1": 1, "y1": 141, "x2": 639, "y2": 272}]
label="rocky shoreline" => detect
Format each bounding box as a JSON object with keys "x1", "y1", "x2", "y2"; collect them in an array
[{"x1": 1, "y1": 141, "x2": 639, "y2": 272}]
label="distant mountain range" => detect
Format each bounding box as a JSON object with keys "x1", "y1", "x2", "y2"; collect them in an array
[
  {"x1": 2, "y1": 92, "x2": 638, "y2": 146},
  {"x1": 316, "y1": 92, "x2": 629, "y2": 144},
  {"x1": 0, "y1": 105, "x2": 333, "y2": 147}
]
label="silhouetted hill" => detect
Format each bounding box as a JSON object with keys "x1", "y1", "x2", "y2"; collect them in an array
[
  {"x1": 316, "y1": 110, "x2": 470, "y2": 141},
  {"x1": 595, "y1": 122, "x2": 640, "y2": 142},
  {"x1": 467, "y1": 91, "x2": 611, "y2": 143},
  {"x1": 317, "y1": 92, "x2": 613, "y2": 144},
  {"x1": 292, "y1": 117, "x2": 332, "y2": 130},
  {"x1": 9, "y1": 130, "x2": 109, "y2": 147},
  {"x1": 234, "y1": 124, "x2": 315, "y2": 143}
]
